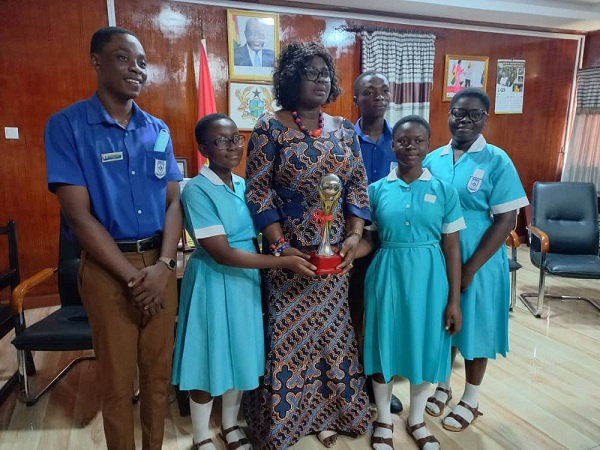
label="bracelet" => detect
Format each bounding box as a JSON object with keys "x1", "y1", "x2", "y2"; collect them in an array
[
  {"x1": 269, "y1": 237, "x2": 285, "y2": 252},
  {"x1": 274, "y1": 243, "x2": 291, "y2": 257},
  {"x1": 346, "y1": 228, "x2": 363, "y2": 239}
]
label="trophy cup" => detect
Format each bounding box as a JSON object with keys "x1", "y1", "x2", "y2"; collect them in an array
[{"x1": 309, "y1": 174, "x2": 343, "y2": 275}]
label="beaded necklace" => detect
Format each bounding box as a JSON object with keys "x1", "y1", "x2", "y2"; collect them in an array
[{"x1": 291, "y1": 110, "x2": 324, "y2": 138}]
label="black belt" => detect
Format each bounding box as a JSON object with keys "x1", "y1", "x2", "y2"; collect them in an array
[{"x1": 116, "y1": 235, "x2": 161, "y2": 253}]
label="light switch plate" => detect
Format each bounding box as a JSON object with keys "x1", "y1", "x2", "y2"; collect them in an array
[{"x1": 5, "y1": 127, "x2": 19, "y2": 139}]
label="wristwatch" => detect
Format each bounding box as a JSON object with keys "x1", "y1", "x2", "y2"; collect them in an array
[{"x1": 157, "y1": 256, "x2": 176, "y2": 271}]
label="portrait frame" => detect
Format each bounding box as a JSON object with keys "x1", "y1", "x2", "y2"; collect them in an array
[
  {"x1": 227, "y1": 9, "x2": 279, "y2": 81},
  {"x1": 228, "y1": 81, "x2": 280, "y2": 131},
  {"x1": 175, "y1": 157, "x2": 188, "y2": 178},
  {"x1": 443, "y1": 55, "x2": 489, "y2": 101}
]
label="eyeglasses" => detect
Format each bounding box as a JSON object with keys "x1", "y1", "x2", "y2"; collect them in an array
[
  {"x1": 205, "y1": 135, "x2": 245, "y2": 149},
  {"x1": 303, "y1": 66, "x2": 331, "y2": 82},
  {"x1": 450, "y1": 108, "x2": 488, "y2": 122}
]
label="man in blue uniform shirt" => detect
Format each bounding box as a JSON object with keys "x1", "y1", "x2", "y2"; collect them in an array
[
  {"x1": 44, "y1": 27, "x2": 182, "y2": 450},
  {"x1": 351, "y1": 70, "x2": 403, "y2": 414}
]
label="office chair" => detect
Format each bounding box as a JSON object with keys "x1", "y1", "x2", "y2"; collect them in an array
[
  {"x1": 519, "y1": 182, "x2": 600, "y2": 317},
  {"x1": 10, "y1": 218, "x2": 94, "y2": 405},
  {"x1": 506, "y1": 230, "x2": 521, "y2": 311}
]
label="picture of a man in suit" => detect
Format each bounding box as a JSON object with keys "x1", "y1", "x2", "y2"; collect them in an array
[{"x1": 233, "y1": 18, "x2": 275, "y2": 68}]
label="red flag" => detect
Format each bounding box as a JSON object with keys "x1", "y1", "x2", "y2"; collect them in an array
[{"x1": 197, "y1": 39, "x2": 216, "y2": 170}]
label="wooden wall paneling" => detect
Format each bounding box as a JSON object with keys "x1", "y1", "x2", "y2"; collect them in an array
[
  {"x1": 116, "y1": 1, "x2": 577, "y2": 199},
  {"x1": 1, "y1": 0, "x2": 581, "y2": 295},
  {"x1": 0, "y1": 0, "x2": 108, "y2": 297},
  {"x1": 583, "y1": 30, "x2": 600, "y2": 69}
]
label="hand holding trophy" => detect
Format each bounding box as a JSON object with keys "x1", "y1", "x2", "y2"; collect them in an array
[{"x1": 309, "y1": 174, "x2": 343, "y2": 275}]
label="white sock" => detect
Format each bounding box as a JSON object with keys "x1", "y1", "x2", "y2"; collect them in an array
[
  {"x1": 408, "y1": 382, "x2": 438, "y2": 450},
  {"x1": 189, "y1": 397, "x2": 216, "y2": 449},
  {"x1": 426, "y1": 374, "x2": 452, "y2": 416},
  {"x1": 221, "y1": 389, "x2": 251, "y2": 450},
  {"x1": 461, "y1": 382, "x2": 479, "y2": 408},
  {"x1": 372, "y1": 379, "x2": 393, "y2": 450},
  {"x1": 443, "y1": 382, "x2": 480, "y2": 429}
]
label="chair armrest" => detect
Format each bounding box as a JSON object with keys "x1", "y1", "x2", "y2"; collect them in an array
[
  {"x1": 505, "y1": 230, "x2": 520, "y2": 248},
  {"x1": 527, "y1": 226, "x2": 550, "y2": 253},
  {"x1": 11, "y1": 268, "x2": 57, "y2": 314}
]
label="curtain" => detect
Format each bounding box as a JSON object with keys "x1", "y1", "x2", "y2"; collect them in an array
[
  {"x1": 562, "y1": 67, "x2": 600, "y2": 188},
  {"x1": 360, "y1": 31, "x2": 435, "y2": 123}
]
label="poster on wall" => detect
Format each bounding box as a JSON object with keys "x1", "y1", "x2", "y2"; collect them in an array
[
  {"x1": 495, "y1": 59, "x2": 525, "y2": 114},
  {"x1": 443, "y1": 55, "x2": 489, "y2": 101},
  {"x1": 229, "y1": 82, "x2": 280, "y2": 130}
]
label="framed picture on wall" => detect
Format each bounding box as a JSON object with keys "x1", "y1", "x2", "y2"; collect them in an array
[
  {"x1": 227, "y1": 9, "x2": 279, "y2": 81},
  {"x1": 229, "y1": 81, "x2": 280, "y2": 131},
  {"x1": 443, "y1": 55, "x2": 489, "y2": 101},
  {"x1": 175, "y1": 157, "x2": 188, "y2": 178}
]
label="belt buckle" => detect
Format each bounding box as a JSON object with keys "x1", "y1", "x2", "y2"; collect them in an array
[{"x1": 136, "y1": 239, "x2": 144, "y2": 253}]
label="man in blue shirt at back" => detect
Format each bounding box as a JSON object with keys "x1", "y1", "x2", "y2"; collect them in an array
[
  {"x1": 350, "y1": 70, "x2": 403, "y2": 414},
  {"x1": 353, "y1": 71, "x2": 398, "y2": 184},
  {"x1": 44, "y1": 27, "x2": 182, "y2": 450}
]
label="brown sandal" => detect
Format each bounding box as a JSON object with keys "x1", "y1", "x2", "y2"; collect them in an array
[
  {"x1": 371, "y1": 420, "x2": 394, "y2": 449},
  {"x1": 425, "y1": 387, "x2": 452, "y2": 417},
  {"x1": 405, "y1": 421, "x2": 439, "y2": 449},
  {"x1": 192, "y1": 438, "x2": 215, "y2": 449},
  {"x1": 442, "y1": 400, "x2": 483, "y2": 432},
  {"x1": 218, "y1": 425, "x2": 251, "y2": 449}
]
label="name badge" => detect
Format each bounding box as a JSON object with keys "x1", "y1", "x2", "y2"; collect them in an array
[
  {"x1": 101, "y1": 151, "x2": 123, "y2": 163},
  {"x1": 424, "y1": 194, "x2": 437, "y2": 204},
  {"x1": 155, "y1": 159, "x2": 166, "y2": 179},
  {"x1": 467, "y1": 169, "x2": 485, "y2": 193}
]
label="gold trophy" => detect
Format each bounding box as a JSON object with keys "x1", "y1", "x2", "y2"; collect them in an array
[{"x1": 309, "y1": 174, "x2": 343, "y2": 275}]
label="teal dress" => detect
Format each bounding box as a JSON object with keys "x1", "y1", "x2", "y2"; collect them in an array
[
  {"x1": 363, "y1": 168, "x2": 465, "y2": 384},
  {"x1": 171, "y1": 166, "x2": 264, "y2": 396},
  {"x1": 424, "y1": 136, "x2": 529, "y2": 359}
]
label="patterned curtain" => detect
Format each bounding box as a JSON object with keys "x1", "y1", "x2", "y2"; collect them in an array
[
  {"x1": 562, "y1": 68, "x2": 600, "y2": 188},
  {"x1": 360, "y1": 31, "x2": 435, "y2": 123}
]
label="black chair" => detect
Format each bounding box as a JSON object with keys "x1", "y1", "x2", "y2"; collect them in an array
[
  {"x1": 506, "y1": 230, "x2": 521, "y2": 311},
  {"x1": 10, "y1": 218, "x2": 95, "y2": 405},
  {"x1": 520, "y1": 182, "x2": 600, "y2": 318},
  {"x1": 0, "y1": 221, "x2": 25, "y2": 402}
]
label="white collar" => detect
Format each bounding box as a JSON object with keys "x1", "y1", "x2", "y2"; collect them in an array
[
  {"x1": 386, "y1": 167, "x2": 432, "y2": 182},
  {"x1": 440, "y1": 134, "x2": 487, "y2": 155},
  {"x1": 200, "y1": 165, "x2": 242, "y2": 186}
]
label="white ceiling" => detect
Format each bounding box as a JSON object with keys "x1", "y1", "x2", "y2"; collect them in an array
[{"x1": 281, "y1": 0, "x2": 600, "y2": 32}]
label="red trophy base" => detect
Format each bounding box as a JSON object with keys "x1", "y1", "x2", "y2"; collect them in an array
[{"x1": 308, "y1": 251, "x2": 342, "y2": 275}]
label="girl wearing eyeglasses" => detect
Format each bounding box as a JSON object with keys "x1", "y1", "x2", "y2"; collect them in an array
[
  {"x1": 423, "y1": 88, "x2": 529, "y2": 432},
  {"x1": 171, "y1": 113, "x2": 316, "y2": 450}
]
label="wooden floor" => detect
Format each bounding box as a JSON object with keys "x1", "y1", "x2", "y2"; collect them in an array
[{"x1": 1, "y1": 246, "x2": 600, "y2": 450}]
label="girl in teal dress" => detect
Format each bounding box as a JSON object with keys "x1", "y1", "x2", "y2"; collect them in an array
[
  {"x1": 357, "y1": 116, "x2": 464, "y2": 450},
  {"x1": 424, "y1": 88, "x2": 528, "y2": 433},
  {"x1": 171, "y1": 114, "x2": 315, "y2": 450}
]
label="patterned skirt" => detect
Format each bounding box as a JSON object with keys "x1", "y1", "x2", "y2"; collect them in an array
[{"x1": 243, "y1": 268, "x2": 371, "y2": 449}]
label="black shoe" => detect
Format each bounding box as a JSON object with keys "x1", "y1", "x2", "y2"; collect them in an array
[{"x1": 390, "y1": 394, "x2": 403, "y2": 414}]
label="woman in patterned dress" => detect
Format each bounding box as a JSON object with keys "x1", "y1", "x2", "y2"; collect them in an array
[
  {"x1": 424, "y1": 88, "x2": 529, "y2": 432},
  {"x1": 243, "y1": 41, "x2": 372, "y2": 449}
]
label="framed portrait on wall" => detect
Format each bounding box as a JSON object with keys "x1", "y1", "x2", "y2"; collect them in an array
[
  {"x1": 175, "y1": 157, "x2": 188, "y2": 178},
  {"x1": 443, "y1": 55, "x2": 489, "y2": 101},
  {"x1": 229, "y1": 81, "x2": 280, "y2": 131},
  {"x1": 227, "y1": 9, "x2": 279, "y2": 81}
]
